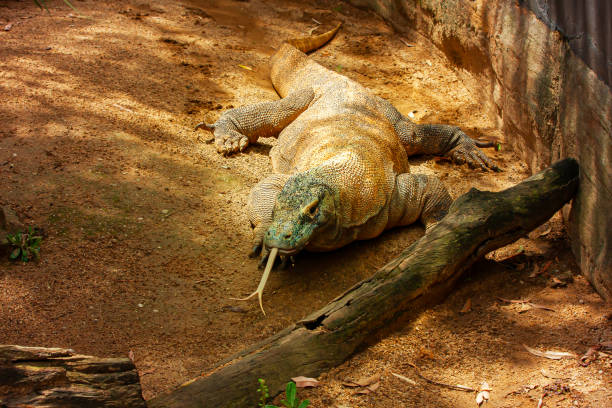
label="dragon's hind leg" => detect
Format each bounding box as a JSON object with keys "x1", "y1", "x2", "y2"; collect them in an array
[
  {"x1": 196, "y1": 88, "x2": 314, "y2": 156},
  {"x1": 388, "y1": 173, "x2": 452, "y2": 230},
  {"x1": 375, "y1": 96, "x2": 500, "y2": 171}
]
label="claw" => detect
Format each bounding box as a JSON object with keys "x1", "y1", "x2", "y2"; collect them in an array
[
  {"x1": 279, "y1": 255, "x2": 289, "y2": 270},
  {"x1": 474, "y1": 139, "x2": 496, "y2": 148},
  {"x1": 195, "y1": 122, "x2": 215, "y2": 132},
  {"x1": 249, "y1": 244, "x2": 262, "y2": 258},
  {"x1": 230, "y1": 247, "x2": 279, "y2": 315},
  {"x1": 258, "y1": 248, "x2": 269, "y2": 269}
]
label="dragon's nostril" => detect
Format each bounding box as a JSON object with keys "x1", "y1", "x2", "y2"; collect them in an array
[{"x1": 283, "y1": 231, "x2": 292, "y2": 239}]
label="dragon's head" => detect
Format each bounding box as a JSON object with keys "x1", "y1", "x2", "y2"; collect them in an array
[{"x1": 264, "y1": 172, "x2": 337, "y2": 255}]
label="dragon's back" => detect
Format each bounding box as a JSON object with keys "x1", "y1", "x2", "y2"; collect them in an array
[
  {"x1": 268, "y1": 45, "x2": 410, "y2": 232},
  {"x1": 269, "y1": 44, "x2": 409, "y2": 175}
]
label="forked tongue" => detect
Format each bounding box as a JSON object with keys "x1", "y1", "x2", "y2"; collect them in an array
[{"x1": 230, "y1": 247, "x2": 278, "y2": 315}]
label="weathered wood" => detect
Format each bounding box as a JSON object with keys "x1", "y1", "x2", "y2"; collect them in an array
[
  {"x1": 0, "y1": 345, "x2": 146, "y2": 407},
  {"x1": 149, "y1": 158, "x2": 579, "y2": 408}
]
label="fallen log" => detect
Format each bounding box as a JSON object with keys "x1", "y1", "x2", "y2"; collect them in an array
[
  {"x1": 150, "y1": 158, "x2": 579, "y2": 408},
  {"x1": 0, "y1": 345, "x2": 146, "y2": 407}
]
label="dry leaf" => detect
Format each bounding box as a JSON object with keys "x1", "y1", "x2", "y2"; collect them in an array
[
  {"x1": 540, "y1": 260, "x2": 553, "y2": 274},
  {"x1": 406, "y1": 362, "x2": 476, "y2": 392},
  {"x1": 291, "y1": 376, "x2": 320, "y2": 388},
  {"x1": 391, "y1": 372, "x2": 416, "y2": 385},
  {"x1": 460, "y1": 298, "x2": 472, "y2": 314},
  {"x1": 499, "y1": 298, "x2": 554, "y2": 313},
  {"x1": 539, "y1": 225, "x2": 552, "y2": 236},
  {"x1": 341, "y1": 381, "x2": 361, "y2": 388},
  {"x1": 529, "y1": 264, "x2": 541, "y2": 278},
  {"x1": 579, "y1": 344, "x2": 607, "y2": 367},
  {"x1": 418, "y1": 347, "x2": 436, "y2": 360},
  {"x1": 399, "y1": 38, "x2": 415, "y2": 47},
  {"x1": 550, "y1": 277, "x2": 567, "y2": 288},
  {"x1": 527, "y1": 303, "x2": 556, "y2": 312},
  {"x1": 540, "y1": 369, "x2": 563, "y2": 379},
  {"x1": 345, "y1": 373, "x2": 381, "y2": 394},
  {"x1": 523, "y1": 344, "x2": 577, "y2": 360},
  {"x1": 238, "y1": 64, "x2": 253, "y2": 71},
  {"x1": 517, "y1": 302, "x2": 556, "y2": 313},
  {"x1": 355, "y1": 381, "x2": 379, "y2": 395},
  {"x1": 498, "y1": 297, "x2": 529, "y2": 304},
  {"x1": 354, "y1": 373, "x2": 381, "y2": 387}
]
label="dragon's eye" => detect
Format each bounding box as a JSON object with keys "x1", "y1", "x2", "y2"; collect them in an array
[{"x1": 302, "y1": 199, "x2": 319, "y2": 218}]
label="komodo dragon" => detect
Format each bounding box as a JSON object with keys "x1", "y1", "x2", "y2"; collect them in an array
[{"x1": 196, "y1": 24, "x2": 499, "y2": 314}]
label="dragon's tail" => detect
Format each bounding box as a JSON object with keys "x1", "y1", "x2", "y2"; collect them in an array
[{"x1": 285, "y1": 23, "x2": 341, "y2": 53}]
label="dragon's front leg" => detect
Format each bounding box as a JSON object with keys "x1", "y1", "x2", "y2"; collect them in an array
[{"x1": 195, "y1": 88, "x2": 314, "y2": 156}]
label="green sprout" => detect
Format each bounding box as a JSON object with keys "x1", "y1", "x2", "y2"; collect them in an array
[
  {"x1": 6, "y1": 227, "x2": 43, "y2": 262},
  {"x1": 257, "y1": 379, "x2": 310, "y2": 408},
  {"x1": 257, "y1": 378, "x2": 270, "y2": 408}
]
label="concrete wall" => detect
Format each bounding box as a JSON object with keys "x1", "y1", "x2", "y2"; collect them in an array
[{"x1": 348, "y1": 0, "x2": 612, "y2": 300}]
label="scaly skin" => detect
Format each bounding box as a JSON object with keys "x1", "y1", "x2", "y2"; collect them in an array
[{"x1": 196, "y1": 26, "x2": 498, "y2": 311}]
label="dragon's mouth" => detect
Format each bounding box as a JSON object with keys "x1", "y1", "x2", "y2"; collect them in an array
[
  {"x1": 271, "y1": 247, "x2": 300, "y2": 256},
  {"x1": 265, "y1": 240, "x2": 309, "y2": 256}
]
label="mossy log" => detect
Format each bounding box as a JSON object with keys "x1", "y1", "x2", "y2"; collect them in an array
[
  {"x1": 0, "y1": 345, "x2": 146, "y2": 407},
  {"x1": 150, "y1": 158, "x2": 579, "y2": 408}
]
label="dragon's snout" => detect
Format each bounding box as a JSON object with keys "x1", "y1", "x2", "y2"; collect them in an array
[{"x1": 264, "y1": 222, "x2": 303, "y2": 253}]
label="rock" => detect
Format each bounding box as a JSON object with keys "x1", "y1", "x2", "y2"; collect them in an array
[
  {"x1": 0, "y1": 206, "x2": 24, "y2": 255},
  {"x1": 0, "y1": 205, "x2": 24, "y2": 233}
]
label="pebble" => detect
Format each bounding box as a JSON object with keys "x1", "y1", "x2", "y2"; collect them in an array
[{"x1": 137, "y1": 303, "x2": 144, "y2": 308}]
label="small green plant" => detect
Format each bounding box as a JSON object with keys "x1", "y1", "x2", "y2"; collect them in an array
[
  {"x1": 257, "y1": 379, "x2": 309, "y2": 408},
  {"x1": 279, "y1": 382, "x2": 309, "y2": 408},
  {"x1": 6, "y1": 227, "x2": 42, "y2": 262},
  {"x1": 257, "y1": 378, "x2": 270, "y2": 408}
]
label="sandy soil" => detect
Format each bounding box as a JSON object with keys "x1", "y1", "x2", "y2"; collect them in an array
[{"x1": 0, "y1": 0, "x2": 610, "y2": 406}]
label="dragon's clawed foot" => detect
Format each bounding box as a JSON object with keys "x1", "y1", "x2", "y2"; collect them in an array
[
  {"x1": 194, "y1": 122, "x2": 249, "y2": 156},
  {"x1": 215, "y1": 132, "x2": 249, "y2": 156},
  {"x1": 448, "y1": 135, "x2": 501, "y2": 172}
]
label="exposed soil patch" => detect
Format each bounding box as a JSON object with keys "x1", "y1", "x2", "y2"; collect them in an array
[{"x1": 0, "y1": 0, "x2": 609, "y2": 406}]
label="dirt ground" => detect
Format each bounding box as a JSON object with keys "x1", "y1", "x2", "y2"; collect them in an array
[{"x1": 0, "y1": 0, "x2": 610, "y2": 406}]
